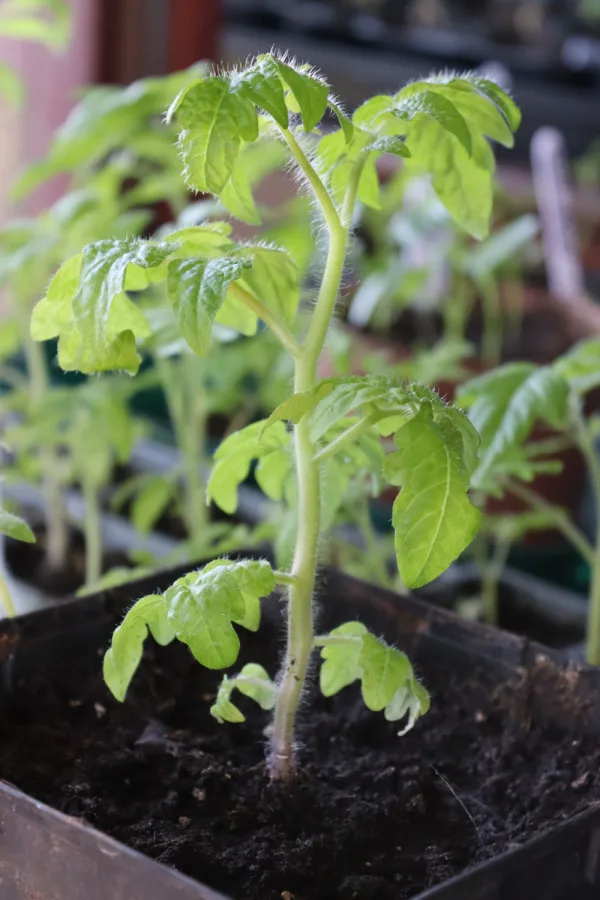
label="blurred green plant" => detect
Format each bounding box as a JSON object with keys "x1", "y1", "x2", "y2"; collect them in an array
[{"x1": 0, "y1": 0, "x2": 71, "y2": 106}]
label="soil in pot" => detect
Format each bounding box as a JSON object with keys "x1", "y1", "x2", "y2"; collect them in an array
[
  {"x1": 1, "y1": 576, "x2": 600, "y2": 900},
  {"x1": 4, "y1": 526, "x2": 129, "y2": 597}
]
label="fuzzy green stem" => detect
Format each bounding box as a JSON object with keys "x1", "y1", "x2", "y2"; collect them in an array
[
  {"x1": 182, "y1": 380, "x2": 209, "y2": 537},
  {"x1": 269, "y1": 149, "x2": 351, "y2": 781},
  {"x1": 158, "y1": 357, "x2": 208, "y2": 537},
  {"x1": 273, "y1": 570, "x2": 300, "y2": 587},
  {"x1": 21, "y1": 332, "x2": 69, "y2": 571},
  {"x1": 82, "y1": 477, "x2": 102, "y2": 588},
  {"x1": 503, "y1": 476, "x2": 594, "y2": 566},
  {"x1": 230, "y1": 283, "x2": 302, "y2": 360},
  {"x1": 445, "y1": 272, "x2": 471, "y2": 343},
  {"x1": 312, "y1": 634, "x2": 361, "y2": 647},
  {"x1": 570, "y1": 401, "x2": 600, "y2": 665},
  {"x1": 313, "y1": 413, "x2": 380, "y2": 465},
  {"x1": 480, "y1": 534, "x2": 512, "y2": 625},
  {"x1": 0, "y1": 572, "x2": 16, "y2": 618},
  {"x1": 479, "y1": 276, "x2": 502, "y2": 367}
]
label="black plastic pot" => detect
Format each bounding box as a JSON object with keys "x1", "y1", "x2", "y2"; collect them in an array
[
  {"x1": 419, "y1": 562, "x2": 588, "y2": 651},
  {"x1": 1, "y1": 562, "x2": 600, "y2": 898}
]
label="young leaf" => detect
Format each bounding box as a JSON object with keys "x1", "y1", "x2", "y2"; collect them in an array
[
  {"x1": 554, "y1": 339, "x2": 600, "y2": 394},
  {"x1": 208, "y1": 420, "x2": 290, "y2": 514},
  {"x1": 319, "y1": 621, "x2": 367, "y2": 696},
  {"x1": 104, "y1": 595, "x2": 176, "y2": 702},
  {"x1": 163, "y1": 559, "x2": 275, "y2": 669},
  {"x1": 231, "y1": 56, "x2": 289, "y2": 128},
  {"x1": 211, "y1": 663, "x2": 276, "y2": 723},
  {"x1": 170, "y1": 76, "x2": 258, "y2": 194},
  {"x1": 72, "y1": 238, "x2": 175, "y2": 355},
  {"x1": 271, "y1": 57, "x2": 329, "y2": 132},
  {"x1": 359, "y1": 633, "x2": 411, "y2": 711},
  {"x1": 328, "y1": 98, "x2": 354, "y2": 143},
  {"x1": 211, "y1": 676, "x2": 246, "y2": 723},
  {"x1": 131, "y1": 476, "x2": 175, "y2": 536},
  {"x1": 236, "y1": 245, "x2": 300, "y2": 326},
  {"x1": 167, "y1": 256, "x2": 252, "y2": 356},
  {"x1": 394, "y1": 90, "x2": 472, "y2": 155},
  {"x1": 318, "y1": 625, "x2": 430, "y2": 735},
  {"x1": 384, "y1": 407, "x2": 481, "y2": 587},
  {"x1": 0, "y1": 509, "x2": 35, "y2": 543},
  {"x1": 457, "y1": 364, "x2": 569, "y2": 491},
  {"x1": 384, "y1": 678, "x2": 431, "y2": 736}
]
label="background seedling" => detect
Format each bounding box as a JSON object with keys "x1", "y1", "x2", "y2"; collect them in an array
[{"x1": 457, "y1": 339, "x2": 600, "y2": 661}]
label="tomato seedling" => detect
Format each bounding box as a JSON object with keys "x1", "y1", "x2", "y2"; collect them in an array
[
  {"x1": 35, "y1": 54, "x2": 519, "y2": 778},
  {"x1": 457, "y1": 339, "x2": 600, "y2": 660}
]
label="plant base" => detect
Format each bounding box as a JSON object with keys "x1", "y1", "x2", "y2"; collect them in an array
[{"x1": 1, "y1": 567, "x2": 600, "y2": 899}]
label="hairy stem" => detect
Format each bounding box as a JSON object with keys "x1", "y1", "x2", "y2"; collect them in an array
[
  {"x1": 570, "y1": 401, "x2": 600, "y2": 665},
  {"x1": 269, "y1": 150, "x2": 350, "y2": 780},
  {"x1": 503, "y1": 476, "x2": 594, "y2": 566},
  {"x1": 0, "y1": 572, "x2": 16, "y2": 618},
  {"x1": 445, "y1": 272, "x2": 471, "y2": 344},
  {"x1": 82, "y1": 477, "x2": 102, "y2": 588},
  {"x1": 230, "y1": 283, "x2": 302, "y2": 360},
  {"x1": 479, "y1": 276, "x2": 502, "y2": 367},
  {"x1": 21, "y1": 331, "x2": 68, "y2": 571},
  {"x1": 313, "y1": 413, "x2": 380, "y2": 465},
  {"x1": 480, "y1": 534, "x2": 512, "y2": 626},
  {"x1": 158, "y1": 357, "x2": 208, "y2": 537}
]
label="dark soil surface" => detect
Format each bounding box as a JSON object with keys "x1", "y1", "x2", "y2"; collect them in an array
[
  {"x1": 1, "y1": 576, "x2": 600, "y2": 900},
  {"x1": 4, "y1": 527, "x2": 129, "y2": 597}
]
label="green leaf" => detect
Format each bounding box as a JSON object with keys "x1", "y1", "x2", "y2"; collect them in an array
[
  {"x1": 359, "y1": 634, "x2": 411, "y2": 711},
  {"x1": 384, "y1": 407, "x2": 481, "y2": 587},
  {"x1": 172, "y1": 76, "x2": 258, "y2": 194},
  {"x1": 464, "y1": 75, "x2": 521, "y2": 131},
  {"x1": 232, "y1": 56, "x2": 289, "y2": 128},
  {"x1": 236, "y1": 245, "x2": 300, "y2": 326},
  {"x1": 318, "y1": 625, "x2": 430, "y2": 735},
  {"x1": 0, "y1": 0, "x2": 71, "y2": 50},
  {"x1": 262, "y1": 383, "x2": 333, "y2": 434},
  {"x1": 0, "y1": 509, "x2": 35, "y2": 543},
  {"x1": 131, "y1": 476, "x2": 174, "y2": 536},
  {"x1": 404, "y1": 115, "x2": 492, "y2": 239},
  {"x1": 458, "y1": 364, "x2": 570, "y2": 492},
  {"x1": 164, "y1": 559, "x2": 275, "y2": 669},
  {"x1": 328, "y1": 99, "x2": 354, "y2": 143},
  {"x1": 210, "y1": 662, "x2": 276, "y2": 723},
  {"x1": 31, "y1": 252, "x2": 82, "y2": 341},
  {"x1": 319, "y1": 621, "x2": 367, "y2": 696},
  {"x1": 210, "y1": 676, "x2": 246, "y2": 723},
  {"x1": 167, "y1": 256, "x2": 251, "y2": 356},
  {"x1": 0, "y1": 317, "x2": 21, "y2": 361},
  {"x1": 72, "y1": 238, "x2": 175, "y2": 355},
  {"x1": 394, "y1": 89, "x2": 472, "y2": 155},
  {"x1": 270, "y1": 57, "x2": 329, "y2": 132},
  {"x1": 236, "y1": 663, "x2": 276, "y2": 709},
  {"x1": 308, "y1": 376, "x2": 432, "y2": 443},
  {"x1": 220, "y1": 160, "x2": 261, "y2": 225},
  {"x1": 103, "y1": 594, "x2": 176, "y2": 702},
  {"x1": 554, "y1": 339, "x2": 600, "y2": 394},
  {"x1": 255, "y1": 448, "x2": 292, "y2": 501},
  {"x1": 462, "y1": 214, "x2": 539, "y2": 280},
  {"x1": 384, "y1": 678, "x2": 431, "y2": 736},
  {"x1": 367, "y1": 135, "x2": 411, "y2": 159},
  {"x1": 208, "y1": 420, "x2": 291, "y2": 514}
]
